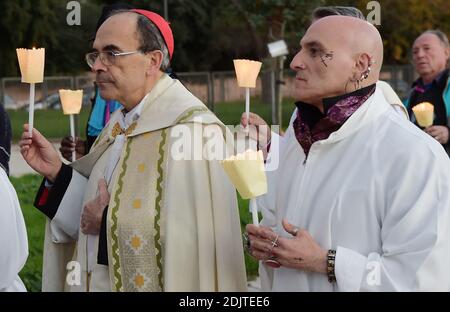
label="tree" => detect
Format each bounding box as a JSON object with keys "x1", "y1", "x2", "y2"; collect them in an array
[{"x1": 0, "y1": 0, "x2": 32, "y2": 77}]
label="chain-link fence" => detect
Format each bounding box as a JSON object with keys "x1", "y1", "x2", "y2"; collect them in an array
[{"x1": 1, "y1": 64, "x2": 415, "y2": 113}]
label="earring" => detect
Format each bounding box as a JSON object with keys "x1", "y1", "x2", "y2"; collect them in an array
[{"x1": 360, "y1": 66, "x2": 371, "y2": 81}]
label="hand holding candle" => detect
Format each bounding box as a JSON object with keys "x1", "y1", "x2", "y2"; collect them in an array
[
  {"x1": 59, "y1": 89, "x2": 83, "y2": 162},
  {"x1": 16, "y1": 48, "x2": 45, "y2": 137},
  {"x1": 233, "y1": 59, "x2": 262, "y2": 133},
  {"x1": 222, "y1": 149, "x2": 267, "y2": 225}
]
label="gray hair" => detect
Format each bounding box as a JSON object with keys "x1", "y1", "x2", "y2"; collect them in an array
[
  {"x1": 422, "y1": 29, "x2": 450, "y2": 48},
  {"x1": 421, "y1": 29, "x2": 450, "y2": 67},
  {"x1": 136, "y1": 14, "x2": 170, "y2": 71},
  {"x1": 108, "y1": 10, "x2": 171, "y2": 71},
  {"x1": 312, "y1": 6, "x2": 365, "y2": 21}
]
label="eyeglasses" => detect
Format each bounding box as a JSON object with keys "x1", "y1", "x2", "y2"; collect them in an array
[{"x1": 85, "y1": 50, "x2": 141, "y2": 68}]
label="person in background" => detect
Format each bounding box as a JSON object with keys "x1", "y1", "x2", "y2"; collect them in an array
[{"x1": 405, "y1": 30, "x2": 450, "y2": 155}]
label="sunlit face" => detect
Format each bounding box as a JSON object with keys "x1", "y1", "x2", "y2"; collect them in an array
[
  {"x1": 91, "y1": 13, "x2": 148, "y2": 105},
  {"x1": 290, "y1": 23, "x2": 355, "y2": 105},
  {"x1": 413, "y1": 33, "x2": 449, "y2": 81}
]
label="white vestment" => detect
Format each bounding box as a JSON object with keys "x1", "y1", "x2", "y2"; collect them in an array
[
  {"x1": 40, "y1": 74, "x2": 247, "y2": 292},
  {"x1": 0, "y1": 168, "x2": 28, "y2": 292},
  {"x1": 259, "y1": 86, "x2": 450, "y2": 291}
]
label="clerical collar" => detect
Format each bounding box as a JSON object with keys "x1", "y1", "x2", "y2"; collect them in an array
[
  {"x1": 293, "y1": 83, "x2": 376, "y2": 158},
  {"x1": 294, "y1": 84, "x2": 376, "y2": 129},
  {"x1": 120, "y1": 93, "x2": 150, "y2": 129},
  {"x1": 322, "y1": 84, "x2": 377, "y2": 113}
]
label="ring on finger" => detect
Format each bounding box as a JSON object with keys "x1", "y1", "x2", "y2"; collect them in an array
[
  {"x1": 271, "y1": 234, "x2": 279, "y2": 247},
  {"x1": 264, "y1": 256, "x2": 281, "y2": 268},
  {"x1": 243, "y1": 232, "x2": 253, "y2": 256}
]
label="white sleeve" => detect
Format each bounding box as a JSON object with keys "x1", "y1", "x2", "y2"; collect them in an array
[
  {"x1": 0, "y1": 169, "x2": 28, "y2": 291},
  {"x1": 49, "y1": 170, "x2": 88, "y2": 243},
  {"x1": 335, "y1": 155, "x2": 450, "y2": 291}
]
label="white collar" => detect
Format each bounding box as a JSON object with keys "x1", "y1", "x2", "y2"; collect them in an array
[{"x1": 119, "y1": 92, "x2": 150, "y2": 129}]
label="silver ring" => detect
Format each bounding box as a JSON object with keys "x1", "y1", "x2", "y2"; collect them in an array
[
  {"x1": 243, "y1": 232, "x2": 252, "y2": 255},
  {"x1": 271, "y1": 234, "x2": 279, "y2": 247},
  {"x1": 292, "y1": 227, "x2": 299, "y2": 236}
]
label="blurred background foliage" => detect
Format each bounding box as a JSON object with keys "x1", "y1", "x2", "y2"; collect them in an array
[{"x1": 0, "y1": 0, "x2": 449, "y2": 78}]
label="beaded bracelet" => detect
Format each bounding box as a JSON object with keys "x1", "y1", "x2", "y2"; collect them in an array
[{"x1": 327, "y1": 249, "x2": 337, "y2": 283}]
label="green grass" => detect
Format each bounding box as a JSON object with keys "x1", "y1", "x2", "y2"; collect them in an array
[
  {"x1": 8, "y1": 97, "x2": 296, "y2": 142},
  {"x1": 9, "y1": 174, "x2": 45, "y2": 292},
  {"x1": 214, "y1": 98, "x2": 295, "y2": 129},
  {"x1": 8, "y1": 108, "x2": 91, "y2": 142}
]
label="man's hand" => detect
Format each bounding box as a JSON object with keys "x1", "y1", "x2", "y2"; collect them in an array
[
  {"x1": 59, "y1": 136, "x2": 86, "y2": 161},
  {"x1": 81, "y1": 179, "x2": 110, "y2": 235},
  {"x1": 246, "y1": 219, "x2": 328, "y2": 274},
  {"x1": 240, "y1": 112, "x2": 271, "y2": 149},
  {"x1": 425, "y1": 125, "x2": 449, "y2": 144},
  {"x1": 19, "y1": 124, "x2": 62, "y2": 183}
]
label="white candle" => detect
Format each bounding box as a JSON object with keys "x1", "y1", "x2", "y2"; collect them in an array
[
  {"x1": 245, "y1": 87, "x2": 250, "y2": 133},
  {"x1": 59, "y1": 90, "x2": 83, "y2": 162},
  {"x1": 59, "y1": 89, "x2": 83, "y2": 115},
  {"x1": 233, "y1": 59, "x2": 262, "y2": 134},
  {"x1": 16, "y1": 48, "x2": 45, "y2": 137},
  {"x1": 70, "y1": 114, "x2": 76, "y2": 162},
  {"x1": 250, "y1": 198, "x2": 259, "y2": 225},
  {"x1": 16, "y1": 48, "x2": 45, "y2": 83},
  {"x1": 233, "y1": 59, "x2": 262, "y2": 88},
  {"x1": 28, "y1": 84, "x2": 35, "y2": 136}
]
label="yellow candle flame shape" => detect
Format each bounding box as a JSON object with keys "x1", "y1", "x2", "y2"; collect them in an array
[
  {"x1": 59, "y1": 89, "x2": 83, "y2": 115},
  {"x1": 412, "y1": 102, "x2": 434, "y2": 127},
  {"x1": 221, "y1": 149, "x2": 267, "y2": 199},
  {"x1": 233, "y1": 59, "x2": 262, "y2": 88},
  {"x1": 16, "y1": 48, "x2": 45, "y2": 83}
]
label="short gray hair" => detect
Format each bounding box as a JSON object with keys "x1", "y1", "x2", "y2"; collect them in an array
[
  {"x1": 422, "y1": 29, "x2": 450, "y2": 67},
  {"x1": 422, "y1": 29, "x2": 450, "y2": 48},
  {"x1": 136, "y1": 14, "x2": 170, "y2": 71},
  {"x1": 312, "y1": 6, "x2": 365, "y2": 21}
]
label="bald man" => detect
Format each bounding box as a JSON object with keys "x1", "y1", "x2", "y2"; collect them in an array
[{"x1": 246, "y1": 16, "x2": 450, "y2": 291}]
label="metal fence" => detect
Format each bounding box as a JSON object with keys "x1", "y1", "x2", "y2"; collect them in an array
[{"x1": 1, "y1": 64, "x2": 415, "y2": 113}]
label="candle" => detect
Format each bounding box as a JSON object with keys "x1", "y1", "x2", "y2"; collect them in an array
[
  {"x1": 59, "y1": 90, "x2": 83, "y2": 161},
  {"x1": 233, "y1": 59, "x2": 262, "y2": 133},
  {"x1": 412, "y1": 102, "x2": 434, "y2": 128},
  {"x1": 233, "y1": 59, "x2": 262, "y2": 88},
  {"x1": 16, "y1": 48, "x2": 45, "y2": 83},
  {"x1": 59, "y1": 89, "x2": 83, "y2": 115},
  {"x1": 16, "y1": 48, "x2": 45, "y2": 136},
  {"x1": 221, "y1": 149, "x2": 267, "y2": 225}
]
